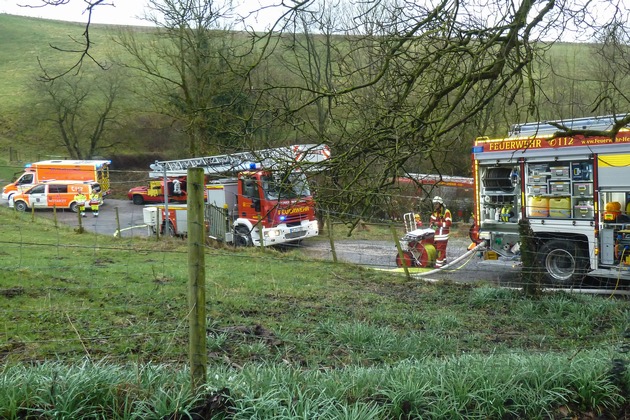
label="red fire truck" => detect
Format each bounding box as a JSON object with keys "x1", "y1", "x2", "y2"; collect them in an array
[
  {"x1": 472, "y1": 115, "x2": 630, "y2": 286},
  {"x1": 142, "y1": 144, "x2": 330, "y2": 246}
]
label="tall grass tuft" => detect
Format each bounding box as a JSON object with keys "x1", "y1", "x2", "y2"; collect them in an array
[{"x1": 2, "y1": 350, "x2": 628, "y2": 419}]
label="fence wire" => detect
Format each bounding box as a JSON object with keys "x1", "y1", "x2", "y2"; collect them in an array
[{"x1": 1, "y1": 171, "x2": 629, "y2": 367}]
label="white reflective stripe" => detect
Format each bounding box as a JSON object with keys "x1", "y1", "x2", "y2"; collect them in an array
[{"x1": 434, "y1": 234, "x2": 449, "y2": 241}]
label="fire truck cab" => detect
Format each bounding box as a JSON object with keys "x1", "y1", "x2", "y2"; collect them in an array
[
  {"x1": 472, "y1": 115, "x2": 630, "y2": 286},
  {"x1": 204, "y1": 170, "x2": 319, "y2": 246}
]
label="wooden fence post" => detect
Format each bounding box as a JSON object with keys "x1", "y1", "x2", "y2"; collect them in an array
[
  {"x1": 391, "y1": 225, "x2": 411, "y2": 281},
  {"x1": 327, "y1": 212, "x2": 338, "y2": 263},
  {"x1": 188, "y1": 168, "x2": 207, "y2": 392},
  {"x1": 115, "y1": 207, "x2": 121, "y2": 239}
]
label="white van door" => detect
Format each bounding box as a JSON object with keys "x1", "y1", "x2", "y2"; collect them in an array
[{"x1": 27, "y1": 184, "x2": 47, "y2": 208}]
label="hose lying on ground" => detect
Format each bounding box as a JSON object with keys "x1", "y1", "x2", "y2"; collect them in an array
[{"x1": 413, "y1": 242, "x2": 487, "y2": 278}]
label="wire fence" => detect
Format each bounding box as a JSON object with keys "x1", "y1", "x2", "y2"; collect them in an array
[{"x1": 1, "y1": 167, "x2": 630, "y2": 371}]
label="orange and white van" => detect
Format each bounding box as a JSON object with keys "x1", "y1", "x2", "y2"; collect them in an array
[
  {"x1": 9, "y1": 180, "x2": 102, "y2": 213},
  {"x1": 2, "y1": 159, "x2": 110, "y2": 200}
]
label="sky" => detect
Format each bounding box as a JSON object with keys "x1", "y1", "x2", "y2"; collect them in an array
[
  {"x1": 0, "y1": 0, "x2": 282, "y2": 29},
  {"x1": 1, "y1": 0, "x2": 626, "y2": 42}
]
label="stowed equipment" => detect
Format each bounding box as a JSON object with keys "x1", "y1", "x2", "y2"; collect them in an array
[{"x1": 395, "y1": 212, "x2": 438, "y2": 268}]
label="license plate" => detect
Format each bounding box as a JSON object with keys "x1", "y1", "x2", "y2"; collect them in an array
[{"x1": 289, "y1": 227, "x2": 305, "y2": 233}]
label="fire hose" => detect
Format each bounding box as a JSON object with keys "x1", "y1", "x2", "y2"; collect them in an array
[{"x1": 413, "y1": 241, "x2": 487, "y2": 277}]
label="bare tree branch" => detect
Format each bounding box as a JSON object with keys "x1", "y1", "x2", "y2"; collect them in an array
[{"x1": 21, "y1": 0, "x2": 112, "y2": 80}]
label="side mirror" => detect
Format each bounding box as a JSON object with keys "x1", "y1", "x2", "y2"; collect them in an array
[{"x1": 253, "y1": 198, "x2": 261, "y2": 212}]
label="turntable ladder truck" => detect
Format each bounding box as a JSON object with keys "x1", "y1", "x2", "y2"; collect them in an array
[{"x1": 143, "y1": 144, "x2": 331, "y2": 247}]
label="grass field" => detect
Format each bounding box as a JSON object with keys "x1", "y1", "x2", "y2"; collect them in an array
[{"x1": 1, "y1": 204, "x2": 630, "y2": 418}]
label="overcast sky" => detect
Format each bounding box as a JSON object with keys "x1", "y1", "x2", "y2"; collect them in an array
[
  {"x1": 1, "y1": 0, "x2": 625, "y2": 42},
  {"x1": 0, "y1": 0, "x2": 282, "y2": 29}
]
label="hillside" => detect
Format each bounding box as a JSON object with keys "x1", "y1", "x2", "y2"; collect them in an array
[
  {"x1": 0, "y1": 13, "x2": 618, "y2": 193},
  {"x1": 0, "y1": 14, "x2": 122, "y2": 113}
]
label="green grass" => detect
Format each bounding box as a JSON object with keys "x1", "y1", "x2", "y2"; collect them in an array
[
  {"x1": 1, "y1": 204, "x2": 630, "y2": 417},
  {"x1": 0, "y1": 15, "x2": 127, "y2": 113},
  {"x1": 1, "y1": 204, "x2": 628, "y2": 366},
  {"x1": 0, "y1": 353, "x2": 628, "y2": 419}
]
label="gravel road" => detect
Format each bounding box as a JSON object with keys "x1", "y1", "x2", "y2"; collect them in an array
[
  {"x1": 2, "y1": 197, "x2": 521, "y2": 285},
  {"x1": 295, "y1": 236, "x2": 522, "y2": 286}
]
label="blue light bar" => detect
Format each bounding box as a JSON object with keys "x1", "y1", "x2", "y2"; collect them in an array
[{"x1": 471, "y1": 146, "x2": 484, "y2": 153}]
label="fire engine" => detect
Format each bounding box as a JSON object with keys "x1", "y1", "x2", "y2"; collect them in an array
[
  {"x1": 128, "y1": 178, "x2": 187, "y2": 205},
  {"x1": 472, "y1": 115, "x2": 630, "y2": 285},
  {"x1": 142, "y1": 144, "x2": 330, "y2": 246}
]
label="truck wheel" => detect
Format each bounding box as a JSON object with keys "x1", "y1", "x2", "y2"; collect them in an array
[
  {"x1": 132, "y1": 195, "x2": 144, "y2": 205},
  {"x1": 14, "y1": 201, "x2": 28, "y2": 212},
  {"x1": 69, "y1": 201, "x2": 79, "y2": 213},
  {"x1": 538, "y1": 239, "x2": 588, "y2": 286},
  {"x1": 234, "y1": 226, "x2": 252, "y2": 247}
]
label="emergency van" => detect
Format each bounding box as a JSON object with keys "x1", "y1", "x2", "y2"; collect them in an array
[
  {"x1": 9, "y1": 180, "x2": 102, "y2": 213},
  {"x1": 472, "y1": 115, "x2": 630, "y2": 286},
  {"x1": 2, "y1": 159, "x2": 110, "y2": 200}
]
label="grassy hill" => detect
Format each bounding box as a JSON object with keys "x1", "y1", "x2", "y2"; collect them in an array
[
  {"x1": 0, "y1": 14, "x2": 120, "y2": 114},
  {"x1": 0, "y1": 14, "x2": 162, "y2": 166},
  {"x1": 0, "y1": 14, "x2": 611, "y2": 161}
]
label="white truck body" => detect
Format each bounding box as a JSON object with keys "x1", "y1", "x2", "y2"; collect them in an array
[{"x1": 473, "y1": 115, "x2": 630, "y2": 285}]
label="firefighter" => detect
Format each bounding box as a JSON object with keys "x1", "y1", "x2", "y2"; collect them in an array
[
  {"x1": 430, "y1": 196, "x2": 452, "y2": 268},
  {"x1": 89, "y1": 188, "x2": 102, "y2": 217},
  {"x1": 74, "y1": 190, "x2": 87, "y2": 217},
  {"x1": 173, "y1": 178, "x2": 182, "y2": 195}
]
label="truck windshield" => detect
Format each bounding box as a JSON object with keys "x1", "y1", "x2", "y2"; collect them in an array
[{"x1": 262, "y1": 173, "x2": 311, "y2": 200}]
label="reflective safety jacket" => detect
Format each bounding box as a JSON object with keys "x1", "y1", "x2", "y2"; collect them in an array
[{"x1": 430, "y1": 208, "x2": 452, "y2": 241}]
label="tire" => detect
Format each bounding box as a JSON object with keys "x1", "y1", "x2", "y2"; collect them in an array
[
  {"x1": 132, "y1": 195, "x2": 144, "y2": 205},
  {"x1": 538, "y1": 239, "x2": 588, "y2": 287},
  {"x1": 14, "y1": 201, "x2": 28, "y2": 212},
  {"x1": 234, "y1": 225, "x2": 252, "y2": 247},
  {"x1": 395, "y1": 251, "x2": 416, "y2": 267},
  {"x1": 69, "y1": 201, "x2": 79, "y2": 213}
]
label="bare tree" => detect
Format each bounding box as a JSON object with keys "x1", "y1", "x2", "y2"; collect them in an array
[
  {"x1": 34, "y1": 66, "x2": 124, "y2": 158},
  {"x1": 590, "y1": 22, "x2": 630, "y2": 118},
  {"x1": 247, "y1": 0, "x2": 626, "y2": 224},
  {"x1": 113, "y1": 0, "x2": 254, "y2": 157}
]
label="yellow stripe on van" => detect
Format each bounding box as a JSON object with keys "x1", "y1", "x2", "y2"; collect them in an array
[{"x1": 598, "y1": 154, "x2": 630, "y2": 167}]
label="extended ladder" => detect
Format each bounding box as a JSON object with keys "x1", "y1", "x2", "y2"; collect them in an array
[
  {"x1": 406, "y1": 173, "x2": 474, "y2": 187},
  {"x1": 149, "y1": 144, "x2": 330, "y2": 178}
]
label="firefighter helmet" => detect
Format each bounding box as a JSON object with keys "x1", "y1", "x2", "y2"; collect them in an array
[{"x1": 432, "y1": 196, "x2": 443, "y2": 205}]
